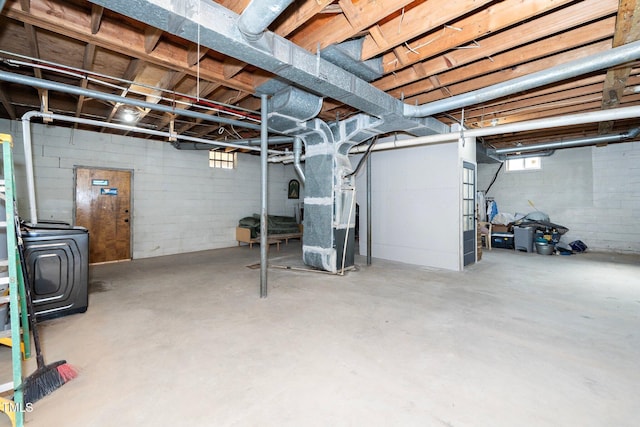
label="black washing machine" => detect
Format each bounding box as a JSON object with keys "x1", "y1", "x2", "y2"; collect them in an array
[{"x1": 21, "y1": 222, "x2": 89, "y2": 320}]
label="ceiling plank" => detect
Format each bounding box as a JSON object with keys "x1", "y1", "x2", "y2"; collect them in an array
[
  {"x1": 375, "y1": 0, "x2": 618, "y2": 92},
  {"x1": 291, "y1": 0, "x2": 413, "y2": 51},
  {"x1": 599, "y1": 0, "x2": 640, "y2": 135},
  {"x1": 404, "y1": 39, "x2": 613, "y2": 106},
  {"x1": 359, "y1": 0, "x2": 494, "y2": 61},
  {"x1": 273, "y1": 0, "x2": 336, "y2": 39},
  {"x1": 3, "y1": 0, "x2": 256, "y2": 93},
  {"x1": 382, "y1": 0, "x2": 583, "y2": 74},
  {"x1": 389, "y1": 19, "x2": 615, "y2": 100}
]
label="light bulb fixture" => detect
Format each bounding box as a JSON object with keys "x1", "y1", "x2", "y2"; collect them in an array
[{"x1": 121, "y1": 106, "x2": 139, "y2": 123}]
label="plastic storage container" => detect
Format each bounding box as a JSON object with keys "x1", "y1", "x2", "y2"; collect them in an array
[
  {"x1": 514, "y1": 226, "x2": 535, "y2": 252},
  {"x1": 491, "y1": 232, "x2": 514, "y2": 249},
  {"x1": 21, "y1": 223, "x2": 89, "y2": 319}
]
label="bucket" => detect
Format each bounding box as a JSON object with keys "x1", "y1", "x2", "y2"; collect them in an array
[{"x1": 535, "y1": 241, "x2": 554, "y2": 255}]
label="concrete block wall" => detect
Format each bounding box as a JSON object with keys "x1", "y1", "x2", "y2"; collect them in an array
[
  {"x1": 0, "y1": 119, "x2": 301, "y2": 259},
  {"x1": 477, "y1": 141, "x2": 640, "y2": 253}
]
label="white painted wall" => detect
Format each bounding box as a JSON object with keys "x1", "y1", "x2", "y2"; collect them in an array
[
  {"x1": 0, "y1": 119, "x2": 301, "y2": 259},
  {"x1": 355, "y1": 135, "x2": 464, "y2": 271},
  {"x1": 478, "y1": 141, "x2": 640, "y2": 253}
]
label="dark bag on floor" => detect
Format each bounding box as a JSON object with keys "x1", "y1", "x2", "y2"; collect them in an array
[{"x1": 569, "y1": 240, "x2": 588, "y2": 253}]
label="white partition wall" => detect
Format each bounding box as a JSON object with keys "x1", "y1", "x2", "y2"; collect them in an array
[{"x1": 356, "y1": 130, "x2": 476, "y2": 271}]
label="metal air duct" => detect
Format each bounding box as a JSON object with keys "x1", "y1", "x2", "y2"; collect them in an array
[{"x1": 237, "y1": 0, "x2": 294, "y2": 41}]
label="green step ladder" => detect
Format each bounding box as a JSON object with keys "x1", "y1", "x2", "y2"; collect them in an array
[{"x1": 0, "y1": 133, "x2": 32, "y2": 427}]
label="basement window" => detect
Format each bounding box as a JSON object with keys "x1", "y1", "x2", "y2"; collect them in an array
[
  {"x1": 506, "y1": 156, "x2": 541, "y2": 172},
  {"x1": 209, "y1": 150, "x2": 236, "y2": 169}
]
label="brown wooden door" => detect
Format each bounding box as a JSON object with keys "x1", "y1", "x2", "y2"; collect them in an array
[{"x1": 75, "y1": 167, "x2": 132, "y2": 264}]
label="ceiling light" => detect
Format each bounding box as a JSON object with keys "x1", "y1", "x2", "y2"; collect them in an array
[{"x1": 121, "y1": 107, "x2": 139, "y2": 123}]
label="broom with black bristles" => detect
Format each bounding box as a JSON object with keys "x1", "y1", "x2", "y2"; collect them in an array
[{"x1": 15, "y1": 219, "x2": 77, "y2": 404}]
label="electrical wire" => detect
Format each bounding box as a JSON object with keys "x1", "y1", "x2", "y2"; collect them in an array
[
  {"x1": 484, "y1": 162, "x2": 503, "y2": 195},
  {"x1": 346, "y1": 135, "x2": 378, "y2": 178}
]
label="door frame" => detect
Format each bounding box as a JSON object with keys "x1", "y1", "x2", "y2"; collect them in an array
[
  {"x1": 73, "y1": 165, "x2": 134, "y2": 261},
  {"x1": 462, "y1": 161, "x2": 476, "y2": 267}
]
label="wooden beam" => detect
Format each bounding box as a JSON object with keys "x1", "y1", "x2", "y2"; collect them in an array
[
  {"x1": 187, "y1": 44, "x2": 209, "y2": 66},
  {"x1": 273, "y1": 0, "x2": 335, "y2": 38},
  {"x1": 389, "y1": 20, "x2": 614, "y2": 100},
  {"x1": 403, "y1": 40, "x2": 612, "y2": 106},
  {"x1": 599, "y1": 0, "x2": 640, "y2": 136},
  {"x1": 19, "y1": 0, "x2": 29, "y2": 12},
  {"x1": 122, "y1": 58, "x2": 144, "y2": 82},
  {"x1": 4, "y1": 0, "x2": 255, "y2": 94},
  {"x1": 82, "y1": 43, "x2": 97, "y2": 70},
  {"x1": 223, "y1": 58, "x2": 247, "y2": 80},
  {"x1": 359, "y1": 0, "x2": 494, "y2": 61},
  {"x1": 144, "y1": 27, "x2": 163, "y2": 54},
  {"x1": 23, "y1": 23, "x2": 42, "y2": 79},
  {"x1": 91, "y1": 4, "x2": 104, "y2": 35},
  {"x1": 367, "y1": 25, "x2": 389, "y2": 50},
  {"x1": 375, "y1": 0, "x2": 617, "y2": 92},
  {"x1": 0, "y1": 83, "x2": 17, "y2": 120},
  {"x1": 337, "y1": 0, "x2": 363, "y2": 29},
  {"x1": 291, "y1": 0, "x2": 412, "y2": 52},
  {"x1": 382, "y1": 0, "x2": 582, "y2": 74},
  {"x1": 76, "y1": 43, "x2": 97, "y2": 119}
]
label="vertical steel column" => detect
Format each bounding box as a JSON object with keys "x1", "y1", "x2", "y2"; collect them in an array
[
  {"x1": 260, "y1": 94, "x2": 268, "y2": 298},
  {"x1": 366, "y1": 154, "x2": 372, "y2": 266}
]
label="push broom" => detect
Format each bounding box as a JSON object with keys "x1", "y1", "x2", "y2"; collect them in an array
[{"x1": 15, "y1": 218, "x2": 77, "y2": 403}]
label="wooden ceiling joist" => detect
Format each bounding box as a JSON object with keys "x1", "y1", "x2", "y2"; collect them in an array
[
  {"x1": 0, "y1": 83, "x2": 17, "y2": 120},
  {"x1": 599, "y1": 0, "x2": 640, "y2": 136},
  {"x1": 359, "y1": 0, "x2": 495, "y2": 61},
  {"x1": 90, "y1": 4, "x2": 103, "y2": 35},
  {"x1": 375, "y1": 0, "x2": 618, "y2": 92},
  {"x1": 390, "y1": 20, "x2": 614, "y2": 101},
  {"x1": 0, "y1": 0, "x2": 638, "y2": 148}
]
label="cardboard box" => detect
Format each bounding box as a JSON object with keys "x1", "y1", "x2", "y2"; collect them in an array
[{"x1": 492, "y1": 224, "x2": 511, "y2": 233}]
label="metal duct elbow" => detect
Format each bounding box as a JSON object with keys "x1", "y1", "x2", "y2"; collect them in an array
[
  {"x1": 237, "y1": 0, "x2": 294, "y2": 41},
  {"x1": 293, "y1": 137, "x2": 305, "y2": 184}
]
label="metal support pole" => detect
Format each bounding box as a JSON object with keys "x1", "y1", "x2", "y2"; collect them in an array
[
  {"x1": 260, "y1": 94, "x2": 268, "y2": 298},
  {"x1": 366, "y1": 154, "x2": 372, "y2": 266}
]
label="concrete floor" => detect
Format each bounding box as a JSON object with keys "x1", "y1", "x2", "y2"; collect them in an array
[{"x1": 1, "y1": 242, "x2": 639, "y2": 426}]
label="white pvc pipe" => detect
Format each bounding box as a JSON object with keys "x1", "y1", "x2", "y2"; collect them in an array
[
  {"x1": 352, "y1": 106, "x2": 640, "y2": 154},
  {"x1": 21, "y1": 111, "x2": 39, "y2": 225},
  {"x1": 20, "y1": 111, "x2": 287, "y2": 225}
]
